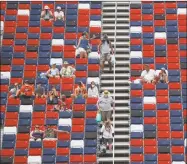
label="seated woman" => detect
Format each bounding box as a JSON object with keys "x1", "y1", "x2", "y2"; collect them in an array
[
  {"x1": 88, "y1": 81, "x2": 99, "y2": 98},
  {"x1": 72, "y1": 81, "x2": 87, "y2": 99},
  {"x1": 156, "y1": 67, "x2": 169, "y2": 83},
  {"x1": 54, "y1": 94, "x2": 72, "y2": 111},
  {"x1": 35, "y1": 83, "x2": 45, "y2": 98},
  {"x1": 76, "y1": 32, "x2": 90, "y2": 58},
  {"x1": 100, "y1": 119, "x2": 114, "y2": 151},
  {"x1": 46, "y1": 64, "x2": 60, "y2": 78},
  {"x1": 30, "y1": 125, "x2": 44, "y2": 141},
  {"x1": 9, "y1": 83, "x2": 20, "y2": 98},
  {"x1": 60, "y1": 61, "x2": 75, "y2": 78},
  {"x1": 41, "y1": 5, "x2": 53, "y2": 21},
  {"x1": 54, "y1": 6, "x2": 64, "y2": 21},
  {"x1": 48, "y1": 86, "x2": 58, "y2": 104}
]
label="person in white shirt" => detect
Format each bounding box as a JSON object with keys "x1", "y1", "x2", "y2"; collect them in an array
[
  {"x1": 60, "y1": 61, "x2": 75, "y2": 78},
  {"x1": 156, "y1": 67, "x2": 169, "y2": 83},
  {"x1": 88, "y1": 81, "x2": 99, "y2": 98},
  {"x1": 46, "y1": 64, "x2": 60, "y2": 78},
  {"x1": 54, "y1": 6, "x2": 64, "y2": 21},
  {"x1": 141, "y1": 64, "x2": 156, "y2": 84},
  {"x1": 100, "y1": 119, "x2": 114, "y2": 151}
]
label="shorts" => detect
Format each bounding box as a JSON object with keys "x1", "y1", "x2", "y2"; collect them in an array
[
  {"x1": 100, "y1": 53, "x2": 111, "y2": 63},
  {"x1": 75, "y1": 47, "x2": 86, "y2": 56},
  {"x1": 103, "y1": 138, "x2": 113, "y2": 145}
]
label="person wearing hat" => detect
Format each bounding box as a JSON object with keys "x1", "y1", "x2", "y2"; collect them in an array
[
  {"x1": 156, "y1": 67, "x2": 168, "y2": 83},
  {"x1": 76, "y1": 31, "x2": 90, "y2": 58},
  {"x1": 20, "y1": 80, "x2": 34, "y2": 98},
  {"x1": 60, "y1": 61, "x2": 75, "y2": 78},
  {"x1": 41, "y1": 5, "x2": 53, "y2": 21},
  {"x1": 97, "y1": 90, "x2": 115, "y2": 122},
  {"x1": 54, "y1": 6, "x2": 64, "y2": 21},
  {"x1": 46, "y1": 63, "x2": 60, "y2": 78},
  {"x1": 140, "y1": 64, "x2": 156, "y2": 84}
]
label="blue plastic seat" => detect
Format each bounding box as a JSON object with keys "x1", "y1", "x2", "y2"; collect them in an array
[
  {"x1": 71, "y1": 132, "x2": 84, "y2": 139},
  {"x1": 2, "y1": 141, "x2": 15, "y2": 148},
  {"x1": 53, "y1": 33, "x2": 64, "y2": 39},
  {"x1": 31, "y1": 4, "x2": 42, "y2": 9},
  {"x1": 15, "y1": 39, "x2": 26, "y2": 45},
  {"x1": 130, "y1": 58, "x2": 142, "y2": 64},
  {"x1": 142, "y1": 9, "x2": 153, "y2": 14},
  {"x1": 88, "y1": 58, "x2": 99, "y2": 64},
  {"x1": 7, "y1": 105, "x2": 19, "y2": 112},
  {"x1": 42, "y1": 155, "x2": 55, "y2": 163},
  {"x1": 168, "y1": 70, "x2": 180, "y2": 76},
  {"x1": 171, "y1": 117, "x2": 183, "y2": 124},
  {"x1": 156, "y1": 64, "x2": 167, "y2": 70},
  {"x1": 1, "y1": 99, "x2": 6, "y2": 105},
  {"x1": 86, "y1": 118, "x2": 97, "y2": 125},
  {"x1": 67, "y1": 4, "x2": 78, "y2": 9},
  {"x1": 131, "y1": 103, "x2": 142, "y2": 110},
  {"x1": 169, "y1": 76, "x2": 180, "y2": 82},
  {"x1": 143, "y1": 57, "x2": 154, "y2": 64},
  {"x1": 167, "y1": 26, "x2": 178, "y2": 32},
  {"x1": 30, "y1": 141, "x2": 42, "y2": 148},
  {"x1": 33, "y1": 105, "x2": 46, "y2": 112},
  {"x1": 144, "y1": 90, "x2": 155, "y2": 96},
  {"x1": 179, "y1": 32, "x2": 187, "y2": 38},
  {"x1": 71, "y1": 148, "x2": 83, "y2": 154},
  {"x1": 38, "y1": 58, "x2": 50, "y2": 65},
  {"x1": 131, "y1": 21, "x2": 141, "y2": 26},
  {"x1": 142, "y1": 21, "x2": 153, "y2": 26},
  {"x1": 5, "y1": 15, "x2": 16, "y2": 21},
  {"x1": 172, "y1": 154, "x2": 184, "y2": 161},
  {"x1": 30, "y1": 9, "x2": 41, "y2": 15},
  {"x1": 166, "y1": 9, "x2": 177, "y2": 14},
  {"x1": 30, "y1": 15, "x2": 40, "y2": 21},
  {"x1": 86, "y1": 105, "x2": 97, "y2": 111},
  {"x1": 26, "y1": 59, "x2": 38, "y2": 65},
  {"x1": 45, "y1": 119, "x2": 58, "y2": 125},
  {"x1": 38, "y1": 51, "x2": 50, "y2": 58},
  {"x1": 166, "y1": 21, "x2": 177, "y2": 26},
  {"x1": 1, "y1": 52, "x2": 12, "y2": 58},
  {"x1": 0, "y1": 79, "x2": 9, "y2": 85},
  {"x1": 13, "y1": 52, "x2": 25, "y2": 58},
  {"x1": 144, "y1": 111, "x2": 156, "y2": 117},
  {"x1": 78, "y1": 27, "x2": 88, "y2": 32},
  {"x1": 54, "y1": 20, "x2": 64, "y2": 27},
  {"x1": 143, "y1": 33, "x2": 153, "y2": 38},
  {"x1": 19, "y1": 119, "x2": 31, "y2": 126},
  {"x1": 158, "y1": 139, "x2": 170, "y2": 146},
  {"x1": 29, "y1": 21, "x2": 40, "y2": 27},
  {"x1": 40, "y1": 40, "x2": 51, "y2": 45},
  {"x1": 178, "y1": 2, "x2": 187, "y2": 8},
  {"x1": 56, "y1": 156, "x2": 69, "y2": 162},
  {"x1": 143, "y1": 38, "x2": 154, "y2": 44},
  {"x1": 130, "y1": 45, "x2": 142, "y2": 51},
  {"x1": 55, "y1": 4, "x2": 66, "y2": 9},
  {"x1": 130, "y1": 84, "x2": 142, "y2": 90},
  {"x1": 15, "y1": 149, "x2": 28, "y2": 156},
  {"x1": 39, "y1": 45, "x2": 51, "y2": 52},
  {"x1": 144, "y1": 124, "x2": 156, "y2": 131},
  {"x1": 11, "y1": 71, "x2": 23, "y2": 78},
  {"x1": 57, "y1": 141, "x2": 70, "y2": 148},
  {"x1": 171, "y1": 139, "x2": 184, "y2": 146},
  {"x1": 84, "y1": 139, "x2": 97, "y2": 147},
  {"x1": 131, "y1": 132, "x2": 143, "y2": 138},
  {"x1": 170, "y1": 96, "x2": 181, "y2": 103},
  {"x1": 142, "y1": 3, "x2": 153, "y2": 9},
  {"x1": 84, "y1": 147, "x2": 97, "y2": 154},
  {"x1": 131, "y1": 97, "x2": 142, "y2": 103},
  {"x1": 2, "y1": 46, "x2": 13, "y2": 52},
  {"x1": 3, "y1": 134, "x2": 16, "y2": 141},
  {"x1": 85, "y1": 125, "x2": 97, "y2": 132},
  {"x1": 155, "y1": 45, "x2": 166, "y2": 51},
  {"x1": 59, "y1": 111, "x2": 72, "y2": 118},
  {"x1": 0, "y1": 10, "x2": 5, "y2": 15},
  {"x1": 180, "y1": 45, "x2": 187, "y2": 50},
  {"x1": 171, "y1": 124, "x2": 183, "y2": 131},
  {"x1": 131, "y1": 117, "x2": 143, "y2": 124},
  {"x1": 130, "y1": 33, "x2": 141, "y2": 38},
  {"x1": 144, "y1": 154, "x2": 157, "y2": 161},
  {"x1": 28, "y1": 33, "x2": 39, "y2": 39},
  {"x1": 91, "y1": 3, "x2": 101, "y2": 9},
  {"x1": 155, "y1": 26, "x2": 165, "y2": 32},
  {"x1": 90, "y1": 15, "x2": 101, "y2": 21},
  {"x1": 170, "y1": 110, "x2": 182, "y2": 117},
  {"x1": 180, "y1": 57, "x2": 187, "y2": 63},
  {"x1": 65, "y1": 39, "x2": 77, "y2": 45},
  {"x1": 43, "y1": 148, "x2": 56, "y2": 155},
  {"x1": 183, "y1": 96, "x2": 187, "y2": 103},
  {"x1": 157, "y1": 103, "x2": 169, "y2": 110},
  {"x1": 58, "y1": 126, "x2": 71, "y2": 132},
  {"x1": 41, "y1": 27, "x2": 52, "y2": 33},
  {"x1": 19, "y1": 113, "x2": 31, "y2": 119}
]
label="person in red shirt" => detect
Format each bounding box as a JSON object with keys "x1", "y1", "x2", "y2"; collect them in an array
[
  {"x1": 54, "y1": 94, "x2": 72, "y2": 111},
  {"x1": 20, "y1": 80, "x2": 34, "y2": 98}
]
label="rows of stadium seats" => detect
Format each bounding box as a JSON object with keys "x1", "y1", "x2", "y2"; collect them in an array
[
  {"x1": 0, "y1": 1, "x2": 101, "y2": 163},
  {"x1": 130, "y1": 1, "x2": 187, "y2": 164}
]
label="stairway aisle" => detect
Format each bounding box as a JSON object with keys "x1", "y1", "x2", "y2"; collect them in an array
[{"x1": 98, "y1": 1, "x2": 130, "y2": 164}]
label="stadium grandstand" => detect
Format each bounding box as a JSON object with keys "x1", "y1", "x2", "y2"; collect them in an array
[{"x1": 0, "y1": 1, "x2": 186, "y2": 164}]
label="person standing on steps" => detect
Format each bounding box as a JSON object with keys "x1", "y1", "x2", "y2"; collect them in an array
[{"x1": 98, "y1": 34, "x2": 114, "y2": 73}]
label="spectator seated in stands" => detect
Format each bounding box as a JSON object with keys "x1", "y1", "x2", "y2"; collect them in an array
[
  {"x1": 46, "y1": 63, "x2": 60, "y2": 78},
  {"x1": 97, "y1": 90, "x2": 115, "y2": 122},
  {"x1": 54, "y1": 94, "x2": 72, "y2": 111},
  {"x1": 156, "y1": 67, "x2": 169, "y2": 83},
  {"x1": 98, "y1": 34, "x2": 114, "y2": 73},
  {"x1": 72, "y1": 81, "x2": 87, "y2": 99},
  {"x1": 60, "y1": 61, "x2": 75, "y2": 78},
  {"x1": 41, "y1": 5, "x2": 53, "y2": 21},
  {"x1": 9, "y1": 83, "x2": 20, "y2": 98},
  {"x1": 140, "y1": 64, "x2": 156, "y2": 84},
  {"x1": 35, "y1": 83, "x2": 45, "y2": 98},
  {"x1": 48, "y1": 86, "x2": 58, "y2": 104},
  {"x1": 20, "y1": 80, "x2": 34, "y2": 98},
  {"x1": 76, "y1": 32, "x2": 90, "y2": 58},
  {"x1": 88, "y1": 81, "x2": 99, "y2": 98},
  {"x1": 100, "y1": 119, "x2": 114, "y2": 151},
  {"x1": 30, "y1": 125, "x2": 44, "y2": 141},
  {"x1": 54, "y1": 6, "x2": 64, "y2": 21},
  {"x1": 44, "y1": 125, "x2": 68, "y2": 139}
]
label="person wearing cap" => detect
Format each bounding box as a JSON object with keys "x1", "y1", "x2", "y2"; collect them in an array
[
  {"x1": 140, "y1": 64, "x2": 156, "y2": 84},
  {"x1": 98, "y1": 34, "x2": 114, "y2": 73},
  {"x1": 72, "y1": 81, "x2": 87, "y2": 99},
  {"x1": 76, "y1": 32, "x2": 90, "y2": 58},
  {"x1": 54, "y1": 6, "x2": 64, "y2": 21},
  {"x1": 30, "y1": 125, "x2": 44, "y2": 141},
  {"x1": 46, "y1": 63, "x2": 60, "y2": 78},
  {"x1": 20, "y1": 80, "x2": 34, "y2": 98},
  {"x1": 60, "y1": 61, "x2": 76, "y2": 78},
  {"x1": 9, "y1": 83, "x2": 20, "y2": 98},
  {"x1": 97, "y1": 90, "x2": 115, "y2": 122},
  {"x1": 41, "y1": 5, "x2": 53, "y2": 21},
  {"x1": 88, "y1": 81, "x2": 99, "y2": 98},
  {"x1": 156, "y1": 67, "x2": 168, "y2": 83},
  {"x1": 43, "y1": 125, "x2": 69, "y2": 139}
]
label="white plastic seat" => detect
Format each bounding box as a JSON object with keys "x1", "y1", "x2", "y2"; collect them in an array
[
  {"x1": 78, "y1": 3, "x2": 90, "y2": 9},
  {"x1": 154, "y1": 32, "x2": 166, "y2": 39},
  {"x1": 70, "y1": 140, "x2": 84, "y2": 148},
  {"x1": 130, "y1": 51, "x2": 142, "y2": 58},
  {"x1": 88, "y1": 52, "x2": 100, "y2": 59},
  {"x1": 130, "y1": 124, "x2": 143, "y2": 132},
  {"x1": 52, "y1": 39, "x2": 64, "y2": 46},
  {"x1": 87, "y1": 77, "x2": 100, "y2": 85},
  {"x1": 0, "y1": 21, "x2": 4, "y2": 33},
  {"x1": 3, "y1": 127, "x2": 17, "y2": 134},
  {"x1": 172, "y1": 162, "x2": 186, "y2": 164},
  {"x1": 20, "y1": 105, "x2": 33, "y2": 113},
  {"x1": 58, "y1": 118, "x2": 72, "y2": 126},
  {"x1": 28, "y1": 156, "x2": 42, "y2": 164},
  {"x1": 50, "y1": 58, "x2": 63, "y2": 66},
  {"x1": 143, "y1": 97, "x2": 156, "y2": 104},
  {"x1": 90, "y1": 21, "x2": 101, "y2": 27},
  {"x1": 18, "y1": 9, "x2": 30, "y2": 16},
  {"x1": 184, "y1": 139, "x2": 186, "y2": 147},
  {"x1": 177, "y1": 8, "x2": 187, "y2": 15},
  {"x1": 130, "y1": 26, "x2": 142, "y2": 33},
  {"x1": 1, "y1": 72, "x2": 10, "y2": 79}
]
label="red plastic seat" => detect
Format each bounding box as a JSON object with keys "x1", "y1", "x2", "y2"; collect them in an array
[
  {"x1": 76, "y1": 58, "x2": 88, "y2": 65},
  {"x1": 61, "y1": 84, "x2": 73, "y2": 91},
  {"x1": 37, "y1": 65, "x2": 49, "y2": 72},
  {"x1": 0, "y1": 65, "x2": 11, "y2": 72},
  {"x1": 130, "y1": 14, "x2": 141, "y2": 20},
  {"x1": 32, "y1": 118, "x2": 45, "y2": 126},
  {"x1": 157, "y1": 110, "x2": 169, "y2": 117},
  {"x1": 171, "y1": 131, "x2": 183, "y2": 138},
  {"x1": 170, "y1": 103, "x2": 182, "y2": 110},
  {"x1": 154, "y1": 2, "x2": 164, "y2": 8},
  {"x1": 86, "y1": 111, "x2": 97, "y2": 118},
  {"x1": 10, "y1": 78, "x2": 22, "y2": 84},
  {"x1": 157, "y1": 96, "x2": 168, "y2": 103},
  {"x1": 84, "y1": 155, "x2": 97, "y2": 162},
  {"x1": 167, "y1": 44, "x2": 178, "y2": 50},
  {"x1": 17, "y1": 21, "x2": 29, "y2": 27},
  {"x1": 144, "y1": 117, "x2": 156, "y2": 124},
  {"x1": 75, "y1": 71, "x2": 87, "y2": 77},
  {"x1": 90, "y1": 27, "x2": 101, "y2": 33},
  {"x1": 157, "y1": 117, "x2": 169, "y2": 124},
  {"x1": 5, "y1": 119, "x2": 18, "y2": 126},
  {"x1": 53, "y1": 27, "x2": 64, "y2": 33},
  {"x1": 40, "y1": 33, "x2": 52, "y2": 39},
  {"x1": 143, "y1": 104, "x2": 156, "y2": 110},
  {"x1": 1, "y1": 149, "x2": 14, "y2": 156},
  {"x1": 166, "y1": 14, "x2": 177, "y2": 20},
  {"x1": 130, "y1": 64, "x2": 142, "y2": 70},
  {"x1": 72, "y1": 125, "x2": 84, "y2": 132},
  {"x1": 24, "y1": 71, "x2": 36, "y2": 78},
  {"x1": 155, "y1": 39, "x2": 166, "y2": 45},
  {"x1": 130, "y1": 9, "x2": 141, "y2": 14},
  {"x1": 64, "y1": 51, "x2": 75, "y2": 58},
  {"x1": 32, "y1": 112, "x2": 45, "y2": 118},
  {"x1": 130, "y1": 39, "x2": 142, "y2": 45},
  {"x1": 29, "y1": 27, "x2": 40, "y2": 33},
  {"x1": 158, "y1": 124, "x2": 170, "y2": 131},
  {"x1": 172, "y1": 146, "x2": 184, "y2": 153},
  {"x1": 26, "y1": 52, "x2": 38, "y2": 58},
  {"x1": 143, "y1": 83, "x2": 155, "y2": 90},
  {"x1": 8, "y1": 98, "x2": 20, "y2": 105},
  {"x1": 165, "y1": 2, "x2": 176, "y2": 8},
  {"x1": 73, "y1": 104, "x2": 85, "y2": 111},
  {"x1": 144, "y1": 139, "x2": 156, "y2": 146},
  {"x1": 34, "y1": 98, "x2": 46, "y2": 105},
  {"x1": 154, "y1": 20, "x2": 165, "y2": 26},
  {"x1": 143, "y1": 45, "x2": 154, "y2": 51},
  {"x1": 78, "y1": 9, "x2": 89, "y2": 15},
  {"x1": 131, "y1": 90, "x2": 142, "y2": 97},
  {"x1": 15, "y1": 33, "x2": 27, "y2": 39},
  {"x1": 16, "y1": 141, "x2": 29, "y2": 149},
  {"x1": 4, "y1": 27, "x2": 15, "y2": 33},
  {"x1": 154, "y1": 8, "x2": 165, "y2": 14},
  {"x1": 130, "y1": 139, "x2": 143, "y2": 146},
  {"x1": 179, "y1": 38, "x2": 187, "y2": 44},
  {"x1": 155, "y1": 57, "x2": 167, "y2": 63},
  {"x1": 143, "y1": 26, "x2": 154, "y2": 32},
  {"x1": 27, "y1": 39, "x2": 39, "y2": 46},
  {"x1": 142, "y1": 14, "x2": 153, "y2": 20},
  {"x1": 6, "y1": 112, "x2": 18, "y2": 119},
  {"x1": 158, "y1": 131, "x2": 170, "y2": 138},
  {"x1": 17, "y1": 133, "x2": 30, "y2": 141},
  {"x1": 143, "y1": 51, "x2": 154, "y2": 57},
  {"x1": 0, "y1": 85, "x2": 8, "y2": 92},
  {"x1": 168, "y1": 57, "x2": 179, "y2": 63},
  {"x1": 90, "y1": 9, "x2": 101, "y2": 15},
  {"x1": 17, "y1": 15, "x2": 29, "y2": 21},
  {"x1": 130, "y1": 154, "x2": 144, "y2": 162},
  {"x1": 178, "y1": 14, "x2": 187, "y2": 20},
  {"x1": 72, "y1": 118, "x2": 84, "y2": 125},
  {"x1": 65, "y1": 33, "x2": 77, "y2": 39},
  {"x1": 41, "y1": 19, "x2": 53, "y2": 27},
  {"x1": 52, "y1": 45, "x2": 63, "y2": 52},
  {"x1": 43, "y1": 140, "x2": 57, "y2": 148},
  {"x1": 14, "y1": 45, "x2": 26, "y2": 52},
  {"x1": 14, "y1": 156, "x2": 27, "y2": 164},
  {"x1": 58, "y1": 132, "x2": 70, "y2": 140},
  {"x1": 169, "y1": 83, "x2": 181, "y2": 89},
  {"x1": 158, "y1": 154, "x2": 171, "y2": 161},
  {"x1": 29, "y1": 148, "x2": 42, "y2": 156},
  {"x1": 156, "y1": 90, "x2": 168, "y2": 96},
  {"x1": 70, "y1": 155, "x2": 83, "y2": 162},
  {"x1": 19, "y1": 4, "x2": 30, "y2": 9},
  {"x1": 144, "y1": 146, "x2": 157, "y2": 154},
  {"x1": 0, "y1": 105, "x2": 6, "y2": 112},
  {"x1": 57, "y1": 148, "x2": 70, "y2": 155},
  {"x1": 46, "y1": 111, "x2": 59, "y2": 119},
  {"x1": 87, "y1": 97, "x2": 98, "y2": 104},
  {"x1": 168, "y1": 50, "x2": 179, "y2": 57},
  {"x1": 49, "y1": 77, "x2": 61, "y2": 84},
  {"x1": 6, "y1": 10, "x2": 17, "y2": 15}
]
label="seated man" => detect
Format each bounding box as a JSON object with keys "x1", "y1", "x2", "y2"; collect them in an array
[
  {"x1": 46, "y1": 63, "x2": 60, "y2": 78},
  {"x1": 54, "y1": 6, "x2": 64, "y2": 21},
  {"x1": 35, "y1": 83, "x2": 45, "y2": 98},
  {"x1": 30, "y1": 125, "x2": 44, "y2": 141},
  {"x1": 9, "y1": 83, "x2": 20, "y2": 98},
  {"x1": 140, "y1": 64, "x2": 156, "y2": 84},
  {"x1": 60, "y1": 61, "x2": 75, "y2": 78},
  {"x1": 156, "y1": 67, "x2": 169, "y2": 83},
  {"x1": 20, "y1": 80, "x2": 34, "y2": 98},
  {"x1": 44, "y1": 125, "x2": 68, "y2": 139},
  {"x1": 41, "y1": 5, "x2": 53, "y2": 21},
  {"x1": 72, "y1": 81, "x2": 87, "y2": 99}
]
